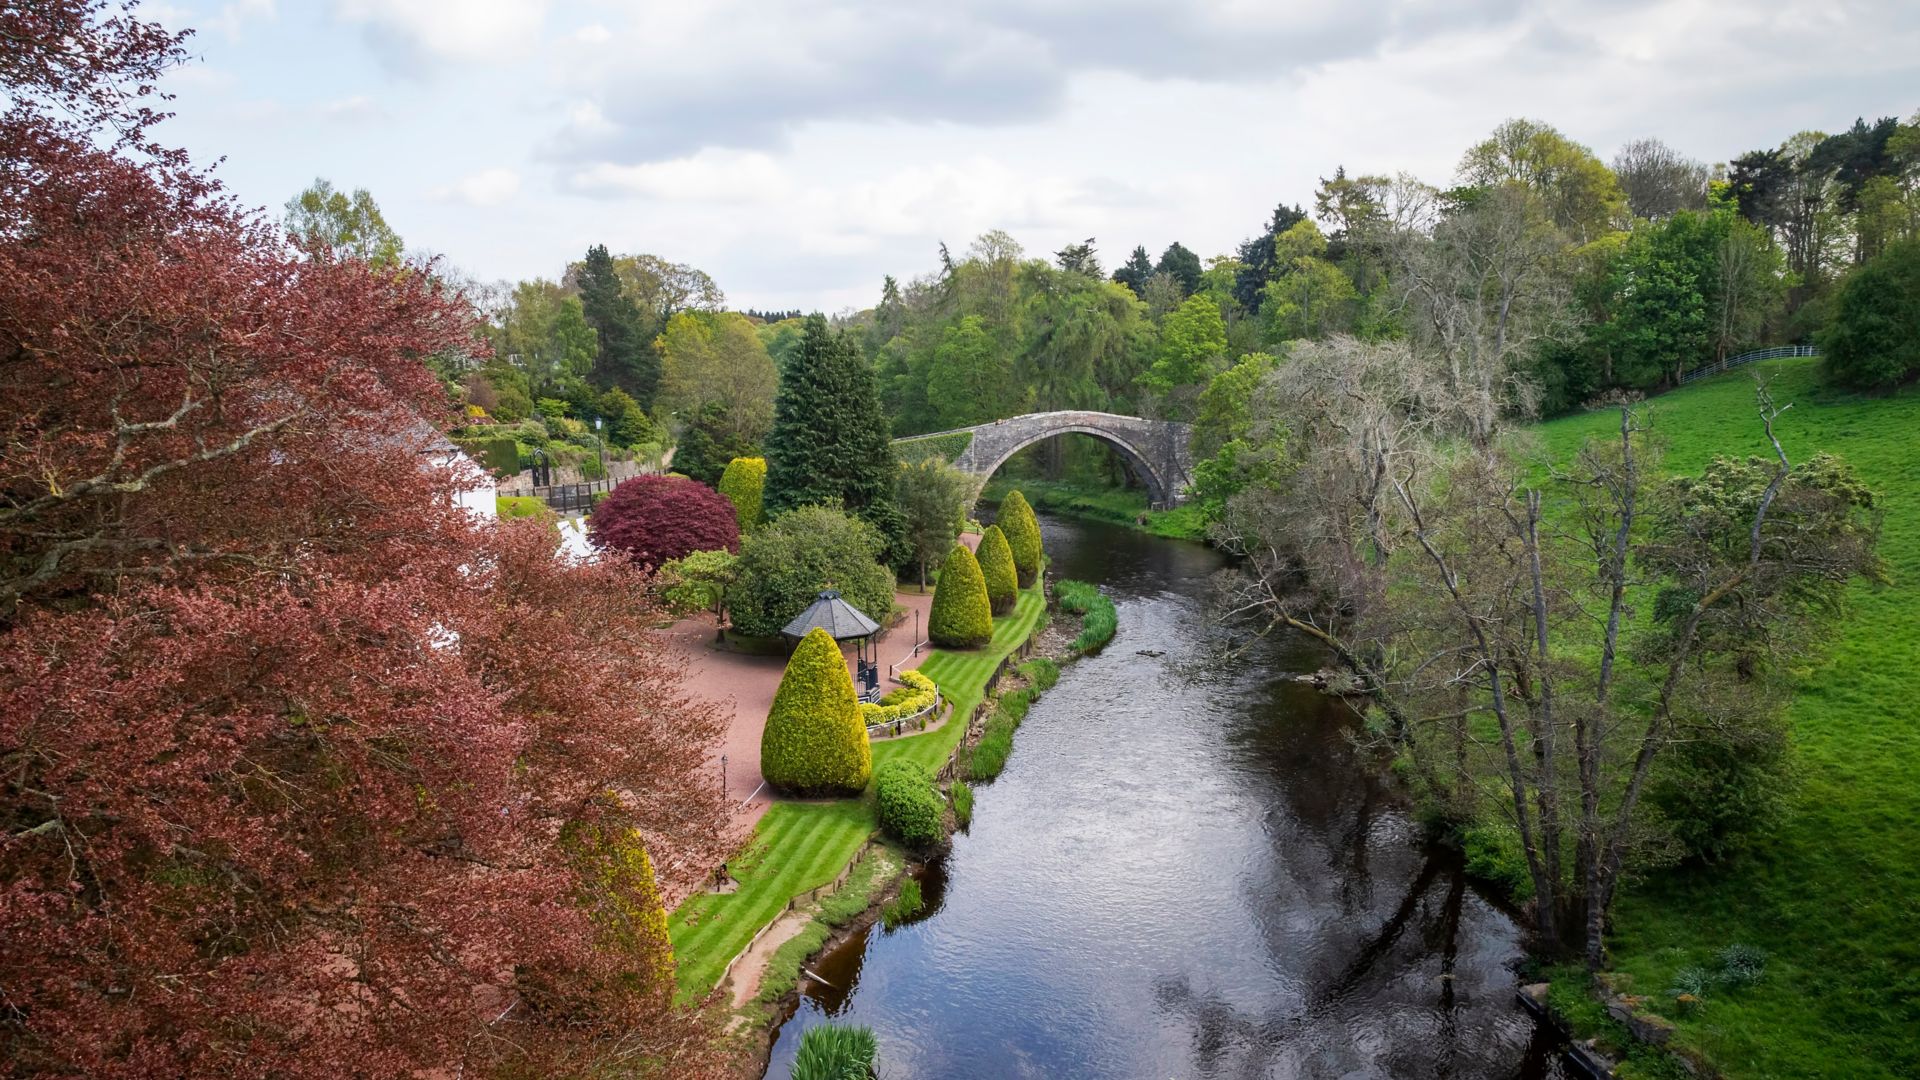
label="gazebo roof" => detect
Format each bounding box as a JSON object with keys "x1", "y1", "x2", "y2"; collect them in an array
[{"x1": 781, "y1": 590, "x2": 880, "y2": 642}]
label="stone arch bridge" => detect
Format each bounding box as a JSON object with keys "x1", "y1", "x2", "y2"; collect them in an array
[{"x1": 896, "y1": 411, "x2": 1194, "y2": 510}]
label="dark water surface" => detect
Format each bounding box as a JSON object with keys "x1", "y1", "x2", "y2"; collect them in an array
[{"x1": 763, "y1": 514, "x2": 1564, "y2": 1079}]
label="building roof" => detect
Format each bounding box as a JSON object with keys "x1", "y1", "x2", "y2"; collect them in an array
[{"x1": 780, "y1": 589, "x2": 880, "y2": 641}]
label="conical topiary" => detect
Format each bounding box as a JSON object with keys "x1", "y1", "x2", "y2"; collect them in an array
[
  {"x1": 927, "y1": 543, "x2": 992, "y2": 648},
  {"x1": 760, "y1": 627, "x2": 872, "y2": 796},
  {"x1": 717, "y1": 456, "x2": 766, "y2": 532},
  {"x1": 997, "y1": 490, "x2": 1043, "y2": 588},
  {"x1": 976, "y1": 525, "x2": 1018, "y2": 614}
]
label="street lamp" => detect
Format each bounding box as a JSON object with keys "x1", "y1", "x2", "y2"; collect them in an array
[{"x1": 721, "y1": 754, "x2": 728, "y2": 797}]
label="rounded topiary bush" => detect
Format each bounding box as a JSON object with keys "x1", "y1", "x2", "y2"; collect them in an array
[
  {"x1": 976, "y1": 525, "x2": 1018, "y2": 614},
  {"x1": 727, "y1": 506, "x2": 896, "y2": 639},
  {"x1": 717, "y1": 456, "x2": 766, "y2": 532},
  {"x1": 557, "y1": 817, "x2": 674, "y2": 993},
  {"x1": 927, "y1": 543, "x2": 992, "y2": 648},
  {"x1": 874, "y1": 760, "x2": 943, "y2": 850},
  {"x1": 997, "y1": 490, "x2": 1043, "y2": 587},
  {"x1": 587, "y1": 474, "x2": 740, "y2": 569},
  {"x1": 760, "y1": 627, "x2": 872, "y2": 796}
]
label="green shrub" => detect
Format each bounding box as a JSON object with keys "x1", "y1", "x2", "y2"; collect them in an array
[
  {"x1": 718, "y1": 456, "x2": 767, "y2": 532},
  {"x1": 881, "y1": 877, "x2": 924, "y2": 929},
  {"x1": 996, "y1": 490, "x2": 1043, "y2": 587},
  {"x1": 927, "y1": 543, "x2": 992, "y2": 648},
  {"x1": 496, "y1": 495, "x2": 551, "y2": 520},
  {"x1": 874, "y1": 760, "x2": 943, "y2": 850},
  {"x1": 975, "y1": 525, "x2": 1018, "y2": 614},
  {"x1": 1055, "y1": 579, "x2": 1117, "y2": 653},
  {"x1": 728, "y1": 506, "x2": 896, "y2": 639},
  {"x1": 968, "y1": 711, "x2": 1016, "y2": 782},
  {"x1": 760, "y1": 628, "x2": 872, "y2": 796},
  {"x1": 1717, "y1": 943, "x2": 1767, "y2": 987},
  {"x1": 859, "y1": 668, "x2": 938, "y2": 727},
  {"x1": 1819, "y1": 236, "x2": 1920, "y2": 389},
  {"x1": 997, "y1": 688, "x2": 1033, "y2": 726},
  {"x1": 1019, "y1": 657, "x2": 1059, "y2": 691},
  {"x1": 789, "y1": 1023, "x2": 878, "y2": 1080},
  {"x1": 1460, "y1": 823, "x2": 1535, "y2": 902},
  {"x1": 950, "y1": 780, "x2": 973, "y2": 827}
]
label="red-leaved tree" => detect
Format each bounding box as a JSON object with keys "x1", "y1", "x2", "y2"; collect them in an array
[
  {"x1": 588, "y1": 474, "x2": 742, "y2": 569},
  {"x1": 0, "y1": 5, "x2": 733, "y2": 1076}
]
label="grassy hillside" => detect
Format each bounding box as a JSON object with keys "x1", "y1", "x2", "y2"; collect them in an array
[
  {"x1": 666, "y1": 583, "x2": 1047, "y2": 999},
  {"x1": 1536, "y1": 358, "x2": 1919, "y2": 1079}
]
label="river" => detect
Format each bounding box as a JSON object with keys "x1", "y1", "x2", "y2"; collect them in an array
[{"x1": 762, "y1": 512, "x2": 1565, "y2": 1079}]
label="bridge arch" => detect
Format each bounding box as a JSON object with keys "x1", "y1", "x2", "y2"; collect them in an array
[{"x1": 898, "y1": 410, "x2": 1194, "y2": 511}]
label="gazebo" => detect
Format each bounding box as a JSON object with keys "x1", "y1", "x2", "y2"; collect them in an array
[{"x1": 781, "y1": 590, "x2": 882, "y2": 700}]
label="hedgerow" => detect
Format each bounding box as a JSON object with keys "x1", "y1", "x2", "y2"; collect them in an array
[
  {"x1": 874, "y1": 759, "x2": 943, "y2": 850},
  {"x1": 893, "y1": 430, "x2": 973, "y2": 465},
  {"x1": 976, "y1": 525, "x2": 1018, "y2": 613},
  {"x1": 760, "y1": 628, "x2": 872, "y2": 796},
  {"x1": 927, "y1": 543, "x2": 992, "y2": 647}
]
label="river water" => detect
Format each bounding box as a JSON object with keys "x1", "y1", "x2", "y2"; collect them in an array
[{"x1": 762, "y1": 513, "x2": 1564, "y2": 1079}]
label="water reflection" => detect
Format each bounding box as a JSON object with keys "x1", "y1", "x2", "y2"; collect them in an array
[{"x1": 763, "y1": 514, "x2": 1561, "y2": 1079}]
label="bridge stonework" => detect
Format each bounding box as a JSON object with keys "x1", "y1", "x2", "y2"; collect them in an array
[{"x1": 911, "y1": 411, "x2": 1194, "y2": 511}]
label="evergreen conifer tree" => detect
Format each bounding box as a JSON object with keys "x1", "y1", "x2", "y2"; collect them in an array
[
  {"x1": 718, "y1": 456, "x2": 767, "y2": 531},
  {"x1": 997, "y1": 490, "x2": 1044, "y2": 587},
  {"x1": 764, "y1": 314, "x2": 901, "y2": 548},
  {"x1": 760, "y1": 628, "x2": 873, "y2": 795},
  {"x1": 927, "y1": 543, "x2": 993, "y2": 648},
  {"x1": 577, "y1": 244, "x2": 659, "y2": 406},
  {"x1": 977, "y1": 525, "x2": 1018, "y2": 614}
]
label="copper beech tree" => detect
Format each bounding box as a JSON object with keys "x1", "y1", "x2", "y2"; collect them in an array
[{"x1": 0, "y1": 4, "x2": 730, "y2": 1076}]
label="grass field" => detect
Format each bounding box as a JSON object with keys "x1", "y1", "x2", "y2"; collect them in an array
[
  {"x1": 666, "y1": 583, "x2": 1048, "y2": 999},
  {"x1": 1535, "y1": 358, "x2": 1920, "y2": 1079}
]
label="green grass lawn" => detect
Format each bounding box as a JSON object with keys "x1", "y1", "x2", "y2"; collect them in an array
[
  {"x1": 666, "y1": 583, "x2": 1047, "y2": 999},
  {"x1": 1535, "y1": 358, "x2": 1920, "y2": 1079}
]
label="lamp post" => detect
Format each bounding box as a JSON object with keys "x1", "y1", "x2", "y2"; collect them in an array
[
  {"x1": 913, "y1": 610, "x2": 920, "y2": 656},
  {"x1": 721, "y1": 754, "x2": 728, "y2": 798}
]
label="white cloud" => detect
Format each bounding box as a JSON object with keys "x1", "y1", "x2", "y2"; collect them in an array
[
  {"x1": 335, "y1": 0, "x2": 548, "y2": 65},
  {"x1": 314, "y1": 95, "x2": 384, "y2": 123},
  {"x1": 207, "y1": 0, "x2": 276, "y2": 40},
  {"x1": 432, "y1": 167, "x2": 522, "y2": 207},
  {"x1": 568, "y1": 150, "x2": 790, "y2": 203}
]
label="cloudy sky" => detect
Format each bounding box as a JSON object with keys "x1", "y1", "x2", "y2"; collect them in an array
[{"x1": 151, "y1": 0, "x2": 1917, "y2": 313}]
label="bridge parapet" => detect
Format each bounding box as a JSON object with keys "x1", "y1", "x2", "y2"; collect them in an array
[{"x1": 896, "y1": 411, "x2": 1193, "y2": 510}]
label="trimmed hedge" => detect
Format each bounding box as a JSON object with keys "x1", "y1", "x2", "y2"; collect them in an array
[
  {"x1": 893, "y1": 430, "x2": 973, "y2": 465},
  {"x1": 927, "y1": 543, "x2": 992, "y2": 648},
  {"x1": 859, "y1": 668, "x2": 937, "y2": 727},
  {"x1": 587, "y1": 474, "x2": 741, "y2": 569},
  {"x1": 452, "y1": 434, "x2": 519, "y2": 476},
  {"x1": 976, "y1": 525, "x2": 1018, "y2": 614},
  {"x1": 874, "y1": 759, "x2": 943, "y2": 850},
  {"x1": 727, "y1": 506, "x2": 896, "y2": 639},
  {"x1": 717, "y1": 456, "x2": 767, "y2": 532},
  {"x1": 760, "y1": 628, "x2": 872, "y2": 796},
  {"x1": 496, "y1": 494, "x2": 550, "y2": 520},
  {"x1": 997, "y1": 490, "x2": 1043, "y2": 587}
]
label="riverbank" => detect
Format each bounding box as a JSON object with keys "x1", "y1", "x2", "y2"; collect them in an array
[{"x1": 980, "y1": 475, "x2": 1208, "y2": 541}]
